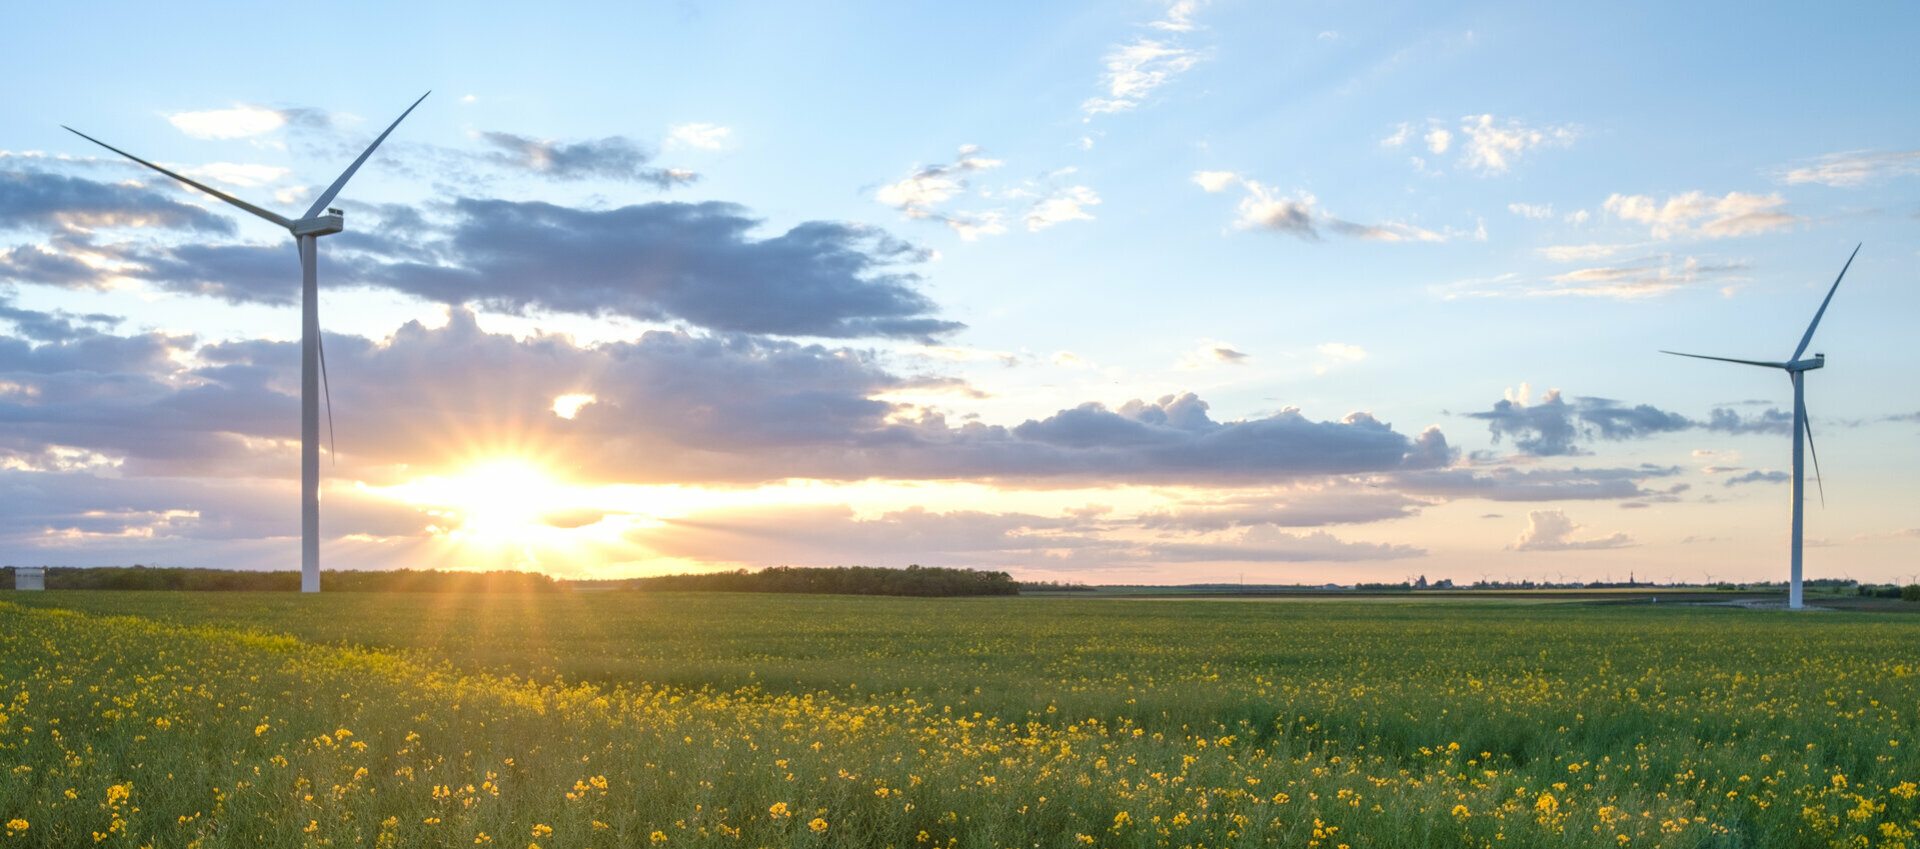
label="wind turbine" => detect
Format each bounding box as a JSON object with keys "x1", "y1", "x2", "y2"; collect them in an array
[
  {"x1": 65, "y1": 92, "x2": 429, "y2": 593},
  {"x1": 1663, "y1": 244, "x2": 1860, "y2": 610}
]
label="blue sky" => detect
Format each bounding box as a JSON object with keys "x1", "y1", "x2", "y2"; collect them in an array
[{"x1": 3, "y1": 1, "x2": 1917, "y2": 584}]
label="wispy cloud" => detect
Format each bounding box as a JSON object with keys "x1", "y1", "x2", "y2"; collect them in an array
[
  {"x1": 1388, "y1": 115, "x2": 1575, "y2": 176},
  {"x1": 1023, "y1": 185, "x2": 1100, "y2": 232},
  {"x1": 1776, "y1": 149, "x2": 1920, "y2": 187},
  {"x1": 1460, "y1": 114, "x2": 1576, "y2": 175},
  {"x1": 1082, "y1": 2, "x2": 1210, "y2": 116},
  {"x1": 1537, "y1": 254, "x2": 1748, "y2": 299},
  {"x1": 1604, "y1": 190, "x2": 1795, "y2": 239}
]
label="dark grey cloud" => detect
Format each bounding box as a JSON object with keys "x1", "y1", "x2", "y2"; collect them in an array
[
  {"x1": 367, "y1": 198, "x2": 961, "y2": 340},
  {"x1": 0, "y1": 297, "x2": 121, "y2": 342},
  {"x1": 1467, "y1": 388, "x2": 1792, "y2": 456},
  {"x1": 1394, "y1": 464, "x2": 1679, "y2": 502},
  {"x1": 4, "y1": 174, "x2": 960, "y2": 341},
  {"x1": 1704, "y1": 407, "x2": 1792, "y2": 435},
  {"x1": 479, "y1": 132, "x2": 696, "y2": 188},
  {"x1": 0, "y1": 169, "x2": 236, "y2": 234}
]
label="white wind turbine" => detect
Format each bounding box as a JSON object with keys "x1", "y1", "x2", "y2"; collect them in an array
[
  {"x1": 1663, "y1": 244, "x2": 1860, "y2": 610},
  {"x1": 65, "y1": 92, "x2": 429, "y2": 593}
]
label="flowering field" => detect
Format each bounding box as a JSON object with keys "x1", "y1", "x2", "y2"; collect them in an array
[{"x1": 2, "y1": 592, "x2": 1917, "y2": 848}]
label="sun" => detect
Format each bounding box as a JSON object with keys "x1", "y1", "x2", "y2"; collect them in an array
[{"x1": 371, "y1": 458, "x2": 588, "y2": 550}]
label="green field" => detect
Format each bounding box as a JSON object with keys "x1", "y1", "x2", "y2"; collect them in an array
[{"x1": 2, "y1": 592, "x2": 1917, "y2": 847}]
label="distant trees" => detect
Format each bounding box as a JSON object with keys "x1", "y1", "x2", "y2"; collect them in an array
[
  {"x1": 627, "y1": 565, "x2": 1020, "y2": 597},
  {"x1": 1, "y1": 565, "x2": 560, "y2": 593}
]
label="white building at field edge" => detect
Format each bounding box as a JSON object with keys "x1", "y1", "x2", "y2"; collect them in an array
[{"x1": 13, "y1": 567, "x2": 44, "y2": 591}]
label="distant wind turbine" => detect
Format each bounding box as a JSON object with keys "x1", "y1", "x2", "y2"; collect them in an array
[
  {"x1": 65, "y1": 92, "x2": 430, "y2": 593},
  {"x1": 1663, "y1": 244, "x2": 1860, "y2": 610}
]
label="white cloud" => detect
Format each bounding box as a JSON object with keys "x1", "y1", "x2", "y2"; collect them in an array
[
  {"x1": 1777, "y1": 149, "x2": 1920, "y2": 187},
  {"x1": 1380, "y1": 124, "x2": 1412, "y2": 148},
  {"x1": 1564, "y1": 209, "x2": 1590, "y2": 225},
  {"x1": 876, "y1": 146, "x2": 1005, "y2": 237},
  {"x1": 1191, "y1": 170, "x2": 1238, "y2": 192},
  {"x1": 1084, "y1": 40, "x2": 1205, "y2": 115},
  {"x1": 666, "y1": 123, "x2": 732, "y2": 151},
  {"x1": 1537, "y1": 242, "x2": 1627, "y2": 262},
  {"x1": 186, "y1": 162, "x2": 291, "y2": 188},
  {"x1": 1424, "y1": 128, "x2": 1452, "y2": 154},
  {"x1": 1052, "y1": 351, "x2": 1091, "y2": 368},
  {"x1": 1024, "y1": 185, "x2": 1100, "y2": 231},
  {"x1": 1603, "y1": 191, "x2": 1795, "y2": 239},
  {"x1": 1178, "y1": 341, "x2": 1250, "y2": 369},
  {"x1": 167, "y1": 106, "x2": 288, "y2": 140},
  {"x1": 1458, "y1": 114, "x2": 1576, "y2": 175},
  {"x1": 1149, "y1": 0, "x2": 1207, "y2": 32},
  {"x1": 1507, "y1": 202, "x2": 1553, "y2": 219},
  {"x1": 1508, "y1": 509, "x2": 1633, "y2": 551}
]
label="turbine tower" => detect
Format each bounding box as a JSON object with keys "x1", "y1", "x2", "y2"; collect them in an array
[
  {"x1": 1663, "y1": 244, "x2": 1860, "y2": 610},
  {"x1": 66, "y1": 92, "x2": 430, "y2": 593}
]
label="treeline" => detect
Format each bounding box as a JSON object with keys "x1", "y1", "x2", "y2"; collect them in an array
[
  {"x1": 1, "y1": 565, "x2": 560, "y2": 593},
  {"x1": 627, "y1": 565, "x2": 1020, "y2": 597}
]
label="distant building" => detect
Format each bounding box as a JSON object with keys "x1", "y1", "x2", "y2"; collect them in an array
[{"x1": 14, "y1": 567, "x2": 45, "y2": 591}]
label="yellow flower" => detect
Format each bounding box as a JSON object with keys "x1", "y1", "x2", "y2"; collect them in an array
[
  {"x1": 808, "y1": 817, "x2": 830, "y2": 834},
  {"x1": 768, "y1": 802, "x2": 790, "y2": 819},
  {"x1": 5, "y1": 820, "x2": 27, "y2": 835},
  {"x1": 530, "y1": 825, "x2": 553, "y2": 838},
  {"x1": 650, "y1": 830, "x2": 668, "y2": 843},
  {"x1": 1452, "y1": 804, "x2": 1471, "y2": 818}
]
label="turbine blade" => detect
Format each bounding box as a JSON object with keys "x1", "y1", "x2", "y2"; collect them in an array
[
  {"x1": 1791, "y1": 243, "x2": 1861, "y2": 362},
  {"x1": 63, "y1": 126, "x2": 293, "y2": 229},
  {"x1": 303, "y1": 91, "x2": 430, "y2": 220},
  {"x1": 1659, "y1": 350, "x2": 1788, "y2": 369},
  {"x1": 318, "y1": 328, "x2": 337, "y2": 466},
  {"x1": 1804, "y1": 412, "x2": 1825, "y2": 508}
]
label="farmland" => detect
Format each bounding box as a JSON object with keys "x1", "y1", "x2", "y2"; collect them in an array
[{"x1": 2, "y1": 592, "x2": 1917, "y2": 847}]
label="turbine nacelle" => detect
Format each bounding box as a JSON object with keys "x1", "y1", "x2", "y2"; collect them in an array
[
  {"x1": 1787, "y1": 353, "x2": 1825, "y2": 373},
  {"x1": 290, "y1": 211, "x2": 344, "y2": 237}
]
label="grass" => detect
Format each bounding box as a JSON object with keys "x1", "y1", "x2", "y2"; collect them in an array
[{"x1": 2, "y1": 591, "x2": 1917, "y2": 847}]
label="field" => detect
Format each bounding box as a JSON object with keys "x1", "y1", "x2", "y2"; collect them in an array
[{"x1": 2, "y1": 592, "x2": 1917, "y2": 848}]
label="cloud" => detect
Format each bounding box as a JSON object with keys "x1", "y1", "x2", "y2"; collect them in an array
[
  {"x1": 1466, "y1": 386, "x2": 1710, "y2": 456},
  {"x1": 1508, "y1": 509, "x2": 1633, "y2": 551},
  {"x1": 874, "y1": 146, "x2": 1006, "y2": 240},
  {"x1": 1603, "y1": 191, "x2": 1795, "y2": 239},
  {"x1": 1704, "y1": 407, "x2": 1792, "y2": 435},
  {"x1": 1536, "y1": 254, "x2": 1747, "y2": 299},
  {"x1": 1191, "y1": 171, "x2": 1238, "y2": 192},
  {"x1": 165, "y1": 105, "x2": 322, "y2": 140},
  {"x1": 1148, "y1": 0, "x2": 1207, "y2": 32},
  {"x1": 2, "y1": 308, "x2": 1455, "y2": 496},
  {"x1": 0, "y1": 170, "x2": 237, "y2": 235},
  {"x1": 1228, "y1": 183, "x2": 1447, "y2": 243},
  {"x1": 1537, "y1": 243, "x2": 1627, "y2": 262},
  {"x1": 0, "y1": 297, "x2": 122, "y2": 343},
  {"x1": 1024, "y1": 185, "x2": 1101, "y2": 231},
  {"x1": 1424, "y1": 128, "x2": 1452, "y2": 155},
  {"x1": 1723, "y1": 469, "x2": 1789, "y2": 487},
  {"x1": 1139, "y1": 486, "x2": 1427, "y2": 530},
  {"x1": 665, "y1": 123, "x2": 732, "y2": 151},
  {"x1": 185, "y1": 163, "x2": 291, "y2": 188},
  {"x1": 1394, "y1": 465, "x2": 1676, "y2": 502},
  {"x1": 478, "y1": 132, "x2": 696, "y2": 187},
  {"x1": 1083, "y1": 3, "x2": 1209, "y2": 118},
  {"x1": 1776, "y1": 149, "x2": 1920, "y2": 187},
  {"x1": 1314, "y1": 343, "x2": 1365, "y2": 373},
  {"x1": 1459, "y1": 114, "x2": 1576, "y2": 175},
  {"x1": 1508, "y1": 202, "x2": 1553, "y2": 220}
]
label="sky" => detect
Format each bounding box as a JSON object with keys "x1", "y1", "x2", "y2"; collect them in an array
[{"x1": 2, "y1": 1, "x2": 1917, "y2": 585}]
